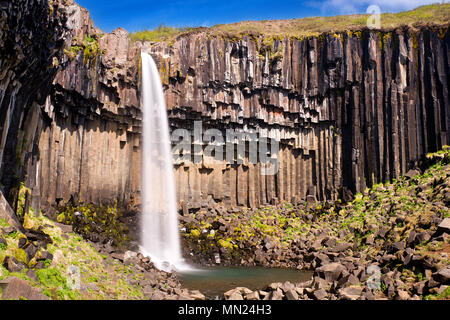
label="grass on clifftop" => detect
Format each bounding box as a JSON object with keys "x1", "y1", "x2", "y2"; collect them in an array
[{"x1": 130, "y1": 4, "x2": 450, "y2": 42}]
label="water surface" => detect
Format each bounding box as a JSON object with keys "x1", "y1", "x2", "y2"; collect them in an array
[{"x1": 180, "y1": 267, "x2": 313, "y2": 299}]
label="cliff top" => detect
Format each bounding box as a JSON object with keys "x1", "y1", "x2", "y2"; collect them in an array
[{"x1": 130, "y1": 3, "x2": 450, "y2": 42}]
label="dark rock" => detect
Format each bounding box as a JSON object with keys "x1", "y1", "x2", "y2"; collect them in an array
[
  {"x1": 316, "y1": 263, "x2": 346, "y2": 282},
  {"x1": 0, "y1": 235, "x2": 7, "y2": 247},
  {"x1": 37, "y1": 251, "x2": 53, "y2": 262},
  {"x1": 24, "y1": 244, "x2": 38, "y2": 262},
  {"x1": 331, "y1": 242, "x2": 352, "y2": 253},
  {"x1": 111, "y1": 252, "x2": 124, "y2": 261},
  {"x1": 2, "y1": 256, "x2": 26, "y2": 273},
  {"x1": 389, "y1": 241, "x2": 406, "y2": 252},
  {"x1": 413, "y1": 281, "x2": 426, "y2": 295},
  {"x1": 433, "y1": 267, "x2": 450, "y2": 284},
  {"x1": 18, "y1": 237, "x2": 27, "y2": 249},
  {"x1": 26, "y1": 270, "x2": 38, "y2": 282},
  {"x1": 405, "y1": 169, "x2": 420, "y2": 180},
  {"x1": 436, "y1": 218, "x2": 450, "y2": 235}
]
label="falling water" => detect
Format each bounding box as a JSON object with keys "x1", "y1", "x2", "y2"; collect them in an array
[{"x1": 140, "y1": 52, "x2": 187, "y2": 272}]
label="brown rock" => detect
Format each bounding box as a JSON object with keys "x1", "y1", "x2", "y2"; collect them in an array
[{"x1": 0, "y1": 278, "x2": 49, "y2": 300}]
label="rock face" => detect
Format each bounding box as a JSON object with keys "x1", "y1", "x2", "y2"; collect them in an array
[
  {"x1": 0, "y1": 0, "x2": 449, "y2": 213},
  {"x1": 0, "y1": 1, "x2": 142, "y2": 212},
  {"x1": 148, "y1": 27, "x2": 450, "y2": 209}
]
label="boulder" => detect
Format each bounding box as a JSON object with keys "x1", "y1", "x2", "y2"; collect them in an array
[
  {"x1": 338, "y1": 286, "x2": 362, "y2": 300},
  {"x1": 224, "y1": 287, "x2": 252, "y2": 300},
  {"x1": 312, "y1": 289, "x2": 327, "y2": 300},
  {"x1": 2, "y1": 256, "x2": 26, "y2": 272},
  {"x1": 245, "y1": 291, "x2": 260, "y2": 300},
  {"x1": 396, "y1": 290, "x2": 410, "y2": 301},
  {"x1": 316, "y1": 263, "x2": 346, "y2": 282},
  {"x1": 189, "y1": 290, "x2": 206, "y2": 300},
  {"x1": 437, "y1": 218, "x2": 450, "y2": 235},
  {"x1": 331, "y1": 242, "x2": 352, "y2": 253},
  {"x1": 269, "y1": 289, "x2": 283, "y2": 300},
  {"x1": 0, "y1": 277, "x2": 49, "y2": 300},
  {"x1": 228, "y1": 292, "x2": 244, "y2": 300},
  {"x1": 433, "y1": 266, "x2": 450, "y2": 284},
  {"x1": 123, "y1": 251, "x2": 138, "y2": 265},
  {"x1": 285, "y1": 289, "x2": 299, "y2": 300},
  {"x1": 405, "y1": 169, "x2": 420, "y2": 180}
]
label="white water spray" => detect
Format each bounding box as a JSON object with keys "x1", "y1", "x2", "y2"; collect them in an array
[{"x1": 140, "y1": 52, "x2": 188, "y2": 272}]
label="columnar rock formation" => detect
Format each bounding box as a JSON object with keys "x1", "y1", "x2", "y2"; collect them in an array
[
  {"x1": 0, "y1": 1, "x2": 142, "y2": 212},
  {"x1": 0, "y1": 0, "x2": 448, "y2": 214},
  {"x1": 149, "y1": 27, "x2": 449, "y2": 208}
]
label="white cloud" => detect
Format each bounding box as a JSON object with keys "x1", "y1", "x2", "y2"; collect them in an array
[{"x1": 309, "y1": 0, "x2": 448, "y2": 15}]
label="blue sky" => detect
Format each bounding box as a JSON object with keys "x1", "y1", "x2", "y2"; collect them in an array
[{"x1": 75, "y1": 0, "x2": 447, "y2": 33}]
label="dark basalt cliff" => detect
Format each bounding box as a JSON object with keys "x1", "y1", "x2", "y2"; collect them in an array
[
  {"x1": 0, "y1": 1, "x2": 449, "y2": 215},
  {"x1": 149, "y1": 27, "x2": 449, "y2": 209}
]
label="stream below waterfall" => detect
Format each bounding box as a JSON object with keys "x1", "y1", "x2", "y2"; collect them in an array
[{"x1": 180, "y1": 267, "x2": 313, "y2": 299}]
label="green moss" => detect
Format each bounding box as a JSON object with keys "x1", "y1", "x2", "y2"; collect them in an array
[
  {"x1": 57, "y1": 202, "x2": 129, "y2": 247},
  {"x1": 13, "y1": 248, "x2": 27, "y2": 264},
  {"x1": 16, "y1": 182, "x2": 31, "y2": 219},
  {"x1": 189, "y1": 229, "x2": 201, "y2": 238},
  {"x1": 36, "y1": 268, "x2": 81, "y2": 300}
]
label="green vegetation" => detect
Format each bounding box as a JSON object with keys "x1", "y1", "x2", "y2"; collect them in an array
[
  {"x1": 63, "y1": 35, "x2": 104, "y2": 65},
  {"x1": 183, "y1": 146, "x2": 450, "y2": 281},
  {"x1": 130, "y1": 24, "x2": 194, "y2": 43},
  {"x1": 0, "y1": 212, "x2": 146, "y2": 300},
  {"x1": 130, "y1": 4, "x2": 449, "y2": 43},
  {"x1": 57, "y1": 202, "x2": 130, "y2": 247}
]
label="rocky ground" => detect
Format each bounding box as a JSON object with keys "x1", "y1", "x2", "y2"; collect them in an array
[
  {"x1": 180, "y1": 147, "x2": 450, "y2": 300},
  {"x1": 1, "y1": 147, "x2": 449, "y2": 300},
  {"x1": 0, "y1": 211, "x2": 205, "y2": 300}
]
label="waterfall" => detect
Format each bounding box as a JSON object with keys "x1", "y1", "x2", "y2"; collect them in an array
[{"x1": 140, "y1": 52, "x2": 187, "y2": 272}]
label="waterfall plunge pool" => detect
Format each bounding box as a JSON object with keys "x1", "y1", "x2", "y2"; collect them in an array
[{"x1": 179, "y1": 267, "x2": 313, "y2": 299}]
